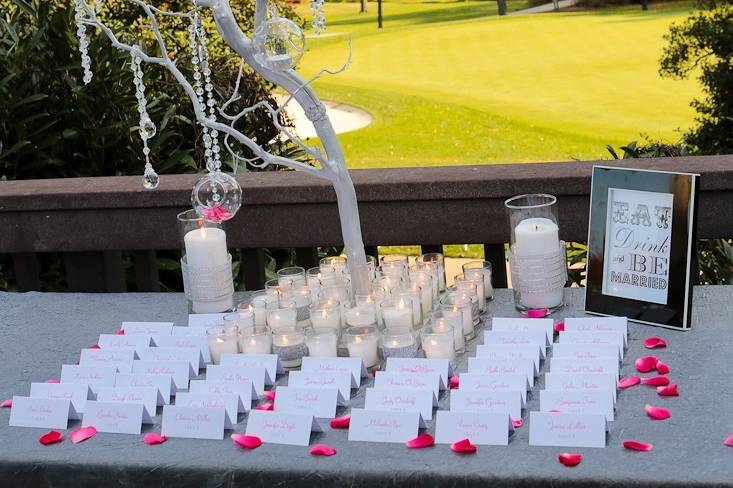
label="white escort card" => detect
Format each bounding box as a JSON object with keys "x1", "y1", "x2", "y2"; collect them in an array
[
  {"x1": 9, "y1": 396, "x2": 76, "y2": 429},
  {"x1": 348, "y1": 408, "x2": 424, "y2": 444},
  {"x1": 121, "y1": 321, "x2": 174, "y2": 339},
  {"x1": 97, "y1": 334, "x2": 152, "y2": 355},
  {"x1": 171, "y1": 326, "x2": 207, "y2": 337},
  {"x1": 287, "y1": 370, "x2": 353, "y2": 399},
  {"x1": 161, "y1": 405, "x2": 225, "y2": 440},
  {"x1": 529, "y1": 411, "x2": 607, "y2": 448},
  {"x1": 551, "y1": 343, "x2": 621, "y2": 363},
  {"x1": 95, "y1": 386, "x2": 159, "y2": 421},
  {"x1": 475, "y1": 344, "x2": 541, "y2": 370},
  {"x1": 483, "y1": 331, "x2": 547, "y2": 359},
  {"x1": 60, "y1": 365, "x2": 117, "y2": 395},
  {"x1": 274, "y1": 386, "x2": 347, "y2": 419},
  {"x1": 540, "y1": 390, "x2": 615, "y2": 421},
  {"x1": 365, "y1": 388, "x2": 436, "y2": 420},
  {"x1": 245, "y1": 410, "x2": 322, "y2": 446},
  {"x1": 219, "y1": 354, "x2": 281, "y2": 384},
  {"x1": 468, "y1": 357, "x2": 536, "y2": 386},
  {"x1": 559, "y1": 331, "x2": 625, "y2": 359},
  {"x1": 174, "y1": 392, "x2": 239, "y2": 428},
  {"x1": 459, "y1": 373, "x2": 529, "y2": 401},
  {"x1": 492, "y1": 317, "x2": 553, "y2": 345},
  {"x1": 206, "y1": 365, "x2": 267, "y2": 394},
  {"x1": 132, "y1": 360, "x2": 190, "y2": 392},
  {"x1": 138, "y1": 347, "x2": 200, "y2": 375},
  {"x1": 84, "y1": 400, "x2": 147, "y2": 434},
  {"x1": 435, "y1": 411, "x2": 513, "y2": 446},
  {"x1": 450, "y1": 389, "x2": 524, "y2": 419},
  {"x1": 156, "y1": 335, "x2": 210, "y2": 366},
  {"x1": 373, "y1": 372, "x2": 441, "y2": 398},
  {"x1": 385, "y1": 358, "x2": 451, "y2": 389},
  {"x1": 30, "y1": 382, "x2": 90, "y2": 418},
  {"x1": 550, "y1": 357, "x2": 619, "y2": 377},
  {"x1": 189, "y1": 380, "x2": 256, "y2": 411},
  {"x1": 564, "y1": 317, "x2": 628, "y2": 346},
  {"x1": 79, "y1": 349, "x2": 135, "y2": 373},
  {"x1": 188, "y1": 313, "x2": 227, "y2": 328},
  {"x1": 301, "y1": 357, "x2": 367, "y2": 387},
  {"x1": 115, "y1": 373, "x2": 172, "y2": 404},
  {"x1": 544, "y1": 373, "x2": 618, "y2": 401}
]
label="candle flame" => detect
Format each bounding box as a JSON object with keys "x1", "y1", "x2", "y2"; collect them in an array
[{"x1": 355, "y1": 336, "x2": 362, "y2": 344}]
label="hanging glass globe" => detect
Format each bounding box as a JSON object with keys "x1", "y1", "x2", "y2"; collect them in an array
[
  {"x1": 254, "y1": 17, "x2": 306, "y2": 71},
  {"x1": 191, "y1": 171, "x2": 242, "y2": 223}
]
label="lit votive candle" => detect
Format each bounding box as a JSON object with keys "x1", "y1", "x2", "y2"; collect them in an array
[
  {"x1": 206, "y1": 325, "x2": 239, "y2": 365},
  {"x1": 277, "y1": 266, "x2": 306, "y2": 287},
  {"x1": 417, "y1": 253, "x2": 446, "y2": 291},
  {"x1": 429, "y1": 312, "x2": 464, "y2": 352},
  {"x1": 394, "y1": 289, "x2": 422, "y2": 328},
  {"x1": 345, "y1": 326, "x2": 380, "y2": 368},
  {"x1": 266, "y1": 305, "x2": 298, "y2": 330},
  {"x1": 305, "y1": 328, "x2": 339, "y2": 357},
  {"x1": 238, "y1": 325, "x2": 272, "y2": 354},
  {"x1": 309, "y1": 300, "x2": 341, "y2": 331},
  {"x1": 440, "y1": 293, "x2": 475, "y2": 339},
  {"x1": 344, "y1": 303, "x2": 378, "y2": 328},
  {"x1": 380, "y1": 329, "x2": 419, "y2": 359},
  {"x1": 463, "y1": 261, "x2": 494, "y2": 300},
  {"x1": 223, "y1": 310, "x2": 254, "y2": 333},
  {"x1": 420, "y1": 322, "x2": 455, "y2": 361},
  {"x1": 455, "y1": 274, "x2": 486, "y2": 312},
  {"x1": 271, "y1": 327, "x2": 307, "y2": 368},
  {"x1": 380, "y1": 299, "x2": 413, "y2": 330}
]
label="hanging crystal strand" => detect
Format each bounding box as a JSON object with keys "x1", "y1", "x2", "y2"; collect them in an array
[
  {"x1": 73, "y1": 0, "x2": 94, "y2": 84},
  {"x1": 130, "y1": 51, "x2": 160, "y2": 190},
  {"x1": 311, "y1": 0, "x2": 326, "y2": 35}
]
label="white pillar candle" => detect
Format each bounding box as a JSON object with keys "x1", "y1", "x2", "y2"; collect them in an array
[
  {"x1": 208, "y1": 335, "x2": 238, "y2": 365},
  {"x1": 514, "y1": 217, "x2": 563, "y2": 309},
  {"x1": 382, "y1": 302, "x2": 413, "y2": 330},
  {"x1": 306, "y1": 332, "x2": 338, "y2": 357},
  {"x1": 184, "y1": 227, "x2": 232, "y2": 313},
  {"x1": 347, "y1": 335, "x2": 379, "y2": 368}
]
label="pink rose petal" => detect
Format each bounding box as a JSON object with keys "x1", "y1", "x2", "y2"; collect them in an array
[
  {"x1": 232, "y1": 434, "x2": 262, "y2": 449},
  {"x1": 450, "y1": 438, "x2": 477, "y2": 454},
  {"x1": 558, "y1": 452, "x2": 582, "y2": 467},
  {"x1": 45, "y1": 379, "x2": 60, "y2": 384},
  {"x1": 0, "y1": 399, "x2": 11, "y2": 408},
  {"x1": 449, "y1": 376, "x2": 459, "y2": 390},
  {"x1": 330, "y1": 415, "x2": 350, "y2": 429},
  {"x1": 641, "y1": 376, "x2": 669, "y2": 386},
  {"x1": 70, "y1": 426, "x2": 97, "y2": 444},
  {"x1": 623, "y1": 440, "x2": 653, "y2": 451},
  {"x1": 39, "y1": 430, "x2": 63, "y2": 445},
  {"x1": 143, "y1": 433, "x2": 166, "y2": 445},
  {"x1": 117, "y1": 329, "x2": 125, "y2": 335},
  {"x1": 262, "y1": 390, "x2": 276, "y2": 402},
  {"x1": 527, "y1": 308, "x2": 549, "y2": 318},
  {"x1": 635, "y1": 356, "x2": 659, "y2": 373},
  {"x1": 656, "y1": 360, "x2": 670, "y2": 375},
  {"x1": 254, "y1": 402, "x2": 274, "y2": 411},
  {"x1": 618, "y1": 376, "x2": 641, "y2": 389},
  {"x1": 406, "y1": 433, "x2": 435, "y2": 449},
  {"x1": 645, "y1": 404, "x2": 671, "y2": 420},
  {"x1": 644, "y1": 336, "x2": 667, "y2": 349},
  {"x1": 89, "y1": 344, "x2": 101, "y2": 349},
  {"x1": 657, "y1": 384, "x2": 679, "y2": 396},
  {"x1": 309, "y1": 443, "x2": 337, "y2": 456},
  {"x1": 553, "y1": 321, "x2": 565, "y2": 333},
  {"x1": 202, "y1": 204, "x2": 233, "y2": 223},
  {"x1": 724, "y1": 435, "x2": 733, "y2": 447},
  {"x1": 512, "y1": 418, "x2": 523, "y2": 429}
]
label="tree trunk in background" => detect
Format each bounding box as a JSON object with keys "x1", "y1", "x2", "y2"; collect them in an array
[
  {"x1": 497, "y1": 0, "x2": 507, "y2": 15},
  {"x1": 360, "y1": 0, "x2": 367, "y2": 13}
]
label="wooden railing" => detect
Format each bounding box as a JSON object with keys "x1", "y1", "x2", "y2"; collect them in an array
[{"x1": 2, "y1": 155, "x2": 732, "y2": 292}]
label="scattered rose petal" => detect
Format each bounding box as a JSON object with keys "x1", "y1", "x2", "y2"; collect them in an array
[
  {"x1": 89, "y1": 344, "x2": 101, "y2": 349},
  {"x1": 310, "y1": 444, "x2": 337, "y2": 456},
  {"x1": 641, "y1": 376, "x2": 670, "y2": 386},
  {"x1": 558, "y1": 452, "x2": 582, "y2": 467},
  {"x1": 656, "y1": 360, "x2": 670, "y2": 375},
  {"x1": 330, "y1": 415, "x2": 350, "y2": 429},
  {"x1": 45, "y1": 379, "x2": 60, "y2": 384},
  {"x1": 644, "y1": 336, "x2": 667, "y2": 349},
  {"x1": 263, "y1": 390, "x2": 276, "y2": 402},
  {"x1": 657, "y1": 384, "x2": 679, "y2": 396},
  {"x1": 450, "y1": 438, "x2": 477, "y2": 454},
  {"x1": 0, "y1": 399, "x2": 11, "y2": 408},
  {"x1": 254, "y1": 402, "x2": 273, "y2": 411},
  {"x1": 553, "y1": 321, "x2": 565, "y2": 333},
  {"x1": 618, "y1": 376, "x2": 641, "y2": 389},
  {"x1": 232, "y1": 434, "x2": 262, "y2": 449},
  {"x1": 623, "y1": 440, "x2": 653, "y2": 451},
  {"x1": 449, "y1": 376, "x2": 459, "y2": 389},
  {"x1": 70, "y1": 426, "x2": 97, "y2": 444},
  {"x1": 527, "y1": 308, "x2": 549, "y2": 318},
  {"x1": 645, "y1": 404, "x2": 671, "y2": 420},
  {"x1": 549, "y1": 409, "x2": 562, "y2": 413},
  {"x1": 117, "y1": 329, "x2": 125, "y2": 335},
  {"x1": 724, "y1": 435, "x2": 733, "y2": 447},
  {"x1": 512, "y1": 418, "x2": 523, "y2": 429},
  {"x1": 143, "y1": 433, "x2": 166, "y2": 445},
  {"x1": 635, "y1": 356, "x2": 659, "y2": 373},
  {"x1": 406, "y1": 433, "x2": 434, "y2": 449},
  {"x1": 39, "y1": 430, "x2": 63, "y2": 445}
]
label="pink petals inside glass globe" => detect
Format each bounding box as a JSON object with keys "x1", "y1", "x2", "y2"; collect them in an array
[{"x1": 191, "y1": 171, "x2": 242, "y2": 223}]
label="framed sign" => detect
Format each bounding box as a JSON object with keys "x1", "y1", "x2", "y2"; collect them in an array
[{"x1": 585, "y1": 165, "x2": 699, "y2": 330}]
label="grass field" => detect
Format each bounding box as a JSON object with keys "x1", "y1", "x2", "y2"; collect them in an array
[{"x1": 293, "y1": 0, "x2": 700, "y2": 167}]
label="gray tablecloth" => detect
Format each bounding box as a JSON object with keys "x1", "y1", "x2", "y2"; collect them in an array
[{"x1": 0, "y1": 287, "x2": 731, "y2": 487}]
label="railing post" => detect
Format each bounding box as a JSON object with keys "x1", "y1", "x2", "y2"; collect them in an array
[
  {"x1": 294, "y1": 247, "x2": 319, "y2": 270},
  {"x1": 240, "y1": 248, "x2": 266, "y2": 291},
  {"x1": 64, "y1": 251, "x2": 126, "y2": 292},
  {"x1": 483, "y1": 243, "x2": 508, "y2": 288},
  {"x1": 12, "y1": 253, "x2": 41, "y2": 291},
  {"x1": 420, "y1": 244, "x2": 443, "y2": 255},
  {"x1": 133, "y1": 250, "x2": 160, "y2": 292}
]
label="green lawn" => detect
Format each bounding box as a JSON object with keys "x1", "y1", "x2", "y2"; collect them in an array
[{"x1": 294, "y1": 0, "x2": 700, "y2": 167}]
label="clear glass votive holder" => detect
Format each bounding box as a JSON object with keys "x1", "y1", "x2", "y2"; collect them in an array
[
  {"x1": 271, "y1": 326, "x2": 307, "y2": 369},
  {"x1": 265, "y1": 277, "x2": 290, "y2": 297},
  {"x1": 420, "y1": 322, "x2": 455, "y2": 362},
  {"x1": 344, "y1": 325, "x2": 380, "y2": 368},
  {"x1": 266, "y1": 304, "x2": 298, "y2": 330},
  {"x1": 380, "y1": 255, "x2": 408, "y2": 278},
  {"x1": 206, "y1": 325, "x2": 239, "y2": 365},
  {"x1": 379, "y1": 298, "x2": 414, "y2": 331},
  {"x1": 280, "y1": 286, "x2": 312, "y2": 327},
  {"x1": 344, "y1": 302, "x2": 378, "y2": 328},
  {"x1": 320, "y1": 256, "x2": 348, "y2": 275},
  {"x1": 319, "y1": 284, "x2": 351, "y2": 306},
  {"x1": 238, "y1": 290, "x2": 276, "y2": 327},
  {"x1": 223, "y1": 310, "x2": 255, "y2": 333},
  {"x1": 305, "y1": 327, "x2": 339, "y2": 357},
  {"x1": 454, "y1": 274, "x2": 486, "y2": 313},
  {"x1": 392, "y1": 288, "x2": 422, "y2": 328},
  {"x1": 417, "y1": 252, "x2": 446, "y2": 291},
  {"x1": 411, "y1": 264, "x2": 440, "y2": 303},
  {"x1": 374, "y1": 269, "x2": 404, "y2": 293},
  {"x1": 238, "y1": 325, "x2": 272, "y2": 354},
  {"x1": 428, "y1": 311, "x2": 464, "y2": 353},
  {"x1": 463, "y1": 260, "x2": 494, "y2": 300},
  {"x1": 439, "y1": 293, "x2": 475, "y2": 340},
  {"x1": 380, "y1": 328, "x2": 420, "y2": 360},
  {"x1": 309, "y1": 299, "x2": 341, "y2": 331},
  {"x1": 277, "y1": 266, "x2": 306, "y2": 287}
]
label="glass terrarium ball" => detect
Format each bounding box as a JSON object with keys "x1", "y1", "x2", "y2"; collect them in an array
[
  {"x1": 254, "y1": 17, "x2": 306, "y2": 71},
  {"x1": 191, "y1": 171, "x2": 242, "y2": 223}
]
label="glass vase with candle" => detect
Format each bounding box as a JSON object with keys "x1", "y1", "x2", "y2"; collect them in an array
[
  {"x1": 344, "y1": 325, "x2": 380, "y2": 368},
  {"x1": 206, "y1": 325, "x2": 239, "y2": 364},
  {"x1": 420, "y1": 322, "x2": 455, "y2": 362},
  {"x1": 463, "y1": 261, "x2": 494, "y2": 301},
  {"x1": 266, "y1": 303, "x2": 298, "y2": 331},
  {"x1": 178, "y1": 209, "x2": 234, "y2": 314},
  {"x1": 265, "y1": 278, "x2": 290, "y2": 297},
  {"x1": 380, "y1": 328, "x2": 420, "y2": 359},
  {"x1": 223, "y1": 310, "x2": 255, "y2": 333},
  {"x1": 505, "y1": 194, "x2": 567, "y2": 313},
  {"x1": 277, "y1": 266, "x2": 306, "y2": 287},
  {"x1": 309, "y1": 300, "x2": 341, "y2": 331},
  {"x1": 238, "y1": 291, "x2": 277, "y2": 328},
  {"x1": 280, "y1": 287, "x2": 312, "y2": 328},
  {"x1": 439, "y1": 293, "x2": 475, "y2": 340},
  {"x1": 379, "y1": 298, "x2": 414, "y2": 331},
  {"x1": 238, "y1": 325, "x2": 272, "y2": 355},
  {"x1": 427, "y1": 311, "x2": 464, "y2": 353},
  {"x1": 454, "y1": 274, "x2": 486, "y2": 313},
  {"x1": 374, "y1": 269, "x2": 404, "y2": 294},
  {"x1": 417, "y1": 253, "x2": 446, "y2": 291},
  {"x1": 271, "y1": 326, "x2": 307, "y2": 368},
  {"x1": 392, "y1": 288, "x2": 423, "y2": 328},
  {"x1": 305, "y1": 328, "x2": 339, "y2": 357},
  {"x1": 411, "y1": 265, "x2": 440, "y2": 304},
  {"x1": 344, "y1": 302, "x2": 378, "y2": 328},
  {"x1": 320, "y1": 256, "x2": 348, "y2": 275}
]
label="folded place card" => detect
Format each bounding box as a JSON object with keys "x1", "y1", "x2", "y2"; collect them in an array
[
  {"x1": 544, "y1": 373, "x2": 618, "y2": 401},
  {"x1": 174, "y1": 392, "x2": 238, "y2": 428},
  {"x1": 559, "y1": 331, "x2": 625, "y2": 359},
  {"x1": 188, "y1": 313, "x2": 227, "y2": 328},
  {"x1": 385, "y1": 358, "x2": 451, "y2": 389},
  {"x1": 95, "y1": 386, "x2": 159, "y2": 421},
  {"x1": 97, "y1": 334, "x2": 152, "y2": 355},
  {"x1": 60, "y1": 365, "x2": 118, "y2": 395},
  {"x1": 459, "y1": 373, "x2": 529, "y2": 401},
  {"x1": 274, "y1": 386, "x2": 347, "y2": 419},
  {"x1": 29, "y1": 382, "x2": 90, "y2": 418},
  {"x1": 373, "y1": 372, "x2": 441, "y2": 398},
  {"x1": 435, "y1": 411, "x2": 513, "y2": 446},
  {"x1": 156, "y1": 335, "x2": 211, "y2": 366},
  {"x1": 115, "y1": 373, "x2": 172, "y2": 404},
  {"x1": 483, "y1": 331, "x2": 547, "y2": 359},
  {"x1": 475, "y1": 344, "x2": 542, "y2": 370},
  {"x1": 492, "y1": 317, "x2": 553, "y2": 346},
  {"x1": 529, "y1": 411, "x2": 607, "y2": 448},
  {"x1": 84, "y1": 400, "x2": 147, "y2": 434},
  {"x1": 137, "y1": 347, "x2": 200, "y2": 375},
  {"x1": 132, "y1": 360, "x2": 190, "y2": 393},
  {"x1": 121, "y1": 321, "x2": 174, "y2": 338},
  {"x1": 450, "y1": 389, "x2": 523, "y2": 419},
  {"x1": 287, "y1": 370, "x2": 352, "y2": 399},
  {"x1": 9, "y1": 396, "x2": 75, "y2": 429},
  {"x1": 171, "y1": 326, "x2": 207, "y2": 337},
  {"x1": 551, "y1": 343, "x2": 621, "y2": 363},
  {"x1": 245, "y1": 410, "x2": 322, "y2": 446},
  {"x1": 348, "y1": 408, "x2": 424, "y2": 444},
  {"x1": 468, "y1": 357, "x2": 536, "y2": 385},
  {"x1": 365, "y1": 388, "x2": 436, "y2": 420},
  {"x1": 550, "y1": 357, "x2": 619, "y2": 378},
  {"x1": 564, "y1": 317, "x2": 628, "y2": 346},
  {"x1": 540, "y1": 389, "x2": 615, "y2": 421},
  {"x1": 79, "y1": 349, "x2": 135, "y2": 373},
  {"x1": 161, "y1": 405, "x2": 226, "y2": 440},
  {"x1": 219, "y1": 354, "x2": 281, "y2": 385},
  {"x1": 301, "y1": 357, "x2": 367, "y2": 387},
  {"x1": 205, "y1": 365, "x2": 267, "y2": 394},
  {"x1": 189, "y1": 380, "x2": 256, "y2": 411}
]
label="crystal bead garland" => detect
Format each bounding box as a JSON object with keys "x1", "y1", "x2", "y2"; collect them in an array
[
  {"x1": 311, "y1": 0, "x2": 326, "y2": 35},
  {"x1": 129, "y1": 51, "x2": 160, "y2": 190},
  {"x1": 73, "y1": 0, "x2": 93, "y2": 84}
]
